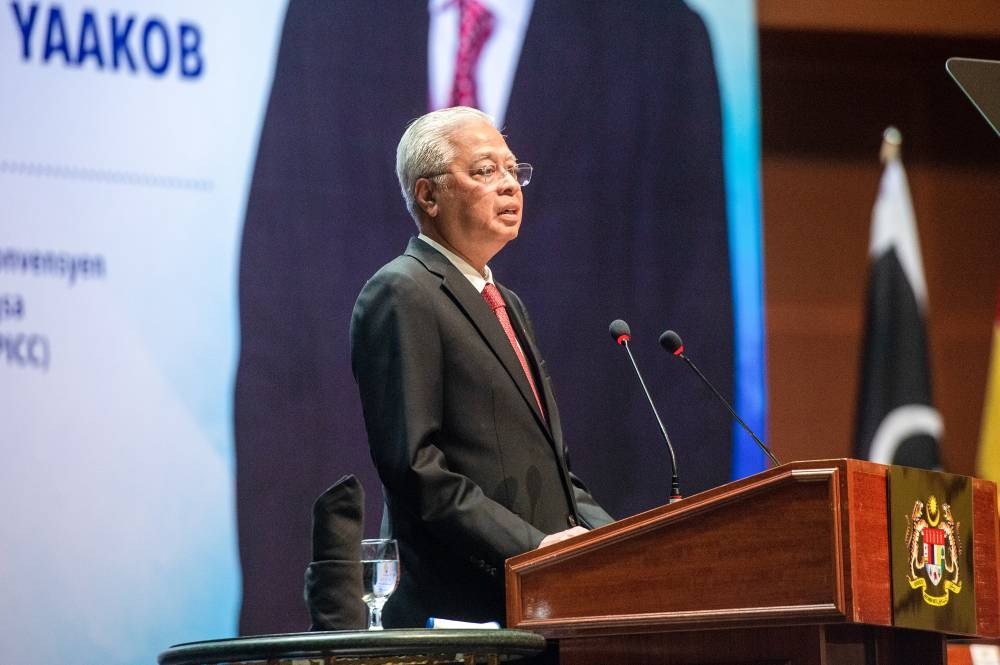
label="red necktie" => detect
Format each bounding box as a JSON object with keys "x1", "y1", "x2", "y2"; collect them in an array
[
  {"x1": 449, "y1": 0, "x2": 494, "y2": 108},
  {"x1": 481, "y1": 283, "x2": 545, "y2": 418}
]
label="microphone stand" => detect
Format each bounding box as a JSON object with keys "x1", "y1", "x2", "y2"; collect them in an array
[
  {"x1": 620, "y1": 338, "x2": 682, "y2": 503},
  {"x1": 676, "y1": 353, "x2": 782, "y2": 468}
]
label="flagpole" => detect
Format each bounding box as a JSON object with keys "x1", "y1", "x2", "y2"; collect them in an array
[{"x1": 880, "y1": 126, "x2": 902, "y2": 163}]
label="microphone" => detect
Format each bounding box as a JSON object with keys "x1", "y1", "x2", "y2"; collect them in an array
[
  {"x1": 610, "y1": 319, "x2": 681, "y2": 503},
  {"x1": 658, "y1": 330, "x2": 781, "y2": 467}
]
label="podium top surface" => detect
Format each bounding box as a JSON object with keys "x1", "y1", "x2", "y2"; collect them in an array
[{"x1": 947, "y1": 58, "x2": 1000, "y2": 137}]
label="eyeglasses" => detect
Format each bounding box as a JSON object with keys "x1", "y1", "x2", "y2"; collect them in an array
[{"x1": 422, "y1": 162, "x2": 533, "y2": 187}]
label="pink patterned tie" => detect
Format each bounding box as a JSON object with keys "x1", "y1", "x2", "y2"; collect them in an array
[
  {"x1": 481, "y1": 283, "x2": 546, "y2": 418},
  {"x1": 449, "y1": 0, "x2": 495, "y2": 108}
]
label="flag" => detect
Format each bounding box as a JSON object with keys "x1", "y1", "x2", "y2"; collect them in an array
[
  {"x1": 975, "y1": 287, "x2": 1000, "y2": 486},
  {"x1": 853, "y1": 145, "x2": 942, "y2": 468}
]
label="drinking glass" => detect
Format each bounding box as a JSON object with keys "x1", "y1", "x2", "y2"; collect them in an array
[{"x1": 360, "y1": 538, "x2": 399, "y2": 630}]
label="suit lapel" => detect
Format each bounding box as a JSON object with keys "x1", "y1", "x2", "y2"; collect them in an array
[
  {"x1": 500, "y1": 284, "x2": 577, "y2": 518},
  {"x1": 405, "y1": 239, "x2": 551, "y2": 434},
  {"x1": 498, "y1": 285, "x2": 557, "y2": 434}
]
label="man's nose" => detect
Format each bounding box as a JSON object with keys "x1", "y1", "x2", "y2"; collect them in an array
[{"x1": 497, "y1": 168, "x2": 519, "y2": 193}]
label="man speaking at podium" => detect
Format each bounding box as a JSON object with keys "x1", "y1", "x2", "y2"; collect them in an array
[{"x1": 350, "y1": 107, "x2": 614, "y2": 627}]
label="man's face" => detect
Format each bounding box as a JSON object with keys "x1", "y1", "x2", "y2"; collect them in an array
[{"x1": 428, "y1": 120, "x2": 523, "y2": 267}]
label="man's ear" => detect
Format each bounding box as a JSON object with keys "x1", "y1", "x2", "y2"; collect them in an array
[{"x1": 415, "y1": 178, "x2": 438, "y2": 218}]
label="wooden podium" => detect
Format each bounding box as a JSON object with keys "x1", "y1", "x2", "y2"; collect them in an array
[{"x1": 505, "y1": 459, "x2": 1000, "y2": 664}]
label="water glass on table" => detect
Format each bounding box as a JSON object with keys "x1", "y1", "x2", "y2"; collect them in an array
[{"x1": 361, "y1": 538, "x2": 399, "y2": 630}]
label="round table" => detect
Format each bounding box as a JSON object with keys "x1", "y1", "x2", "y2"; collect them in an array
[{"x1": 158, "y1": 629, "x2": 547, "y2": 665}]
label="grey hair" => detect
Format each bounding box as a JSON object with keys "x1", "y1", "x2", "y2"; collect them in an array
[{"x1": 395, "y1": 106, "x2": 496, "y2": 222}]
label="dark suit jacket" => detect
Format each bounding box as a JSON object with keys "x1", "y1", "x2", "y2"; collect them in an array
[
  {"x1": 236, "y1": 0, "x2": 732, "y2": 633},
  {"x1": 350, "y1": 237, "x2": 614, "y2": 626}
]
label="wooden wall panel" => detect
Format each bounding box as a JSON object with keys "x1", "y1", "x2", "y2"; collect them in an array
[
  {"x1": 757, "y1": 1, "x2": 1000, "y2": 38},
  {"x1": 758, "y1": 20, "x2": 1000, "y2": 474}
]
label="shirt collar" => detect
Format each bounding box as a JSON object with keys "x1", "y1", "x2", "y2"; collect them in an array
[{"x1": 418, "y1": 233, "x2": 493, "y2": 292}]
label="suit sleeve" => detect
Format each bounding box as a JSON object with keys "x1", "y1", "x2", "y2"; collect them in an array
[{"x1": 350, "y1": 268, "x2": 547, "y2": 568}]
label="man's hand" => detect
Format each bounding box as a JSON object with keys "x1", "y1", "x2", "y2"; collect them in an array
[{"x1": 538, "y1": 526, "x2": 589, "y2": 548}]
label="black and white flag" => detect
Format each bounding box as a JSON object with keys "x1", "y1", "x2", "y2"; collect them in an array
[{"x1": 853, "y1": 151, "x2": 942, "y2": 468}]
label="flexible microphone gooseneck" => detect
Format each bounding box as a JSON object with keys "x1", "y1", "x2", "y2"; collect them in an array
[
  {"x1": 658, "y1": 330, "x2": 782, "y2": 467},
  {"x1": 610, "y1": 319, "x2": 681, "y2": 503}
]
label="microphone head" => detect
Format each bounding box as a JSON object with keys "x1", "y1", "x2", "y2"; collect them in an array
[
  {"x1": 658, "y1": 330, "x2": 684, "y2": 356},
  {"x1": 609, "y1": 319, "x2": 631, "y2": 345}
]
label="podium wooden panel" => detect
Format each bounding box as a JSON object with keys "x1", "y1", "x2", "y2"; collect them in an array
[{"x1": 505, "y1": 459, "x2": 1000, "y2": 664}]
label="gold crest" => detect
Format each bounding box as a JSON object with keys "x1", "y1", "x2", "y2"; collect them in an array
[{"x1": 904, "y1": 495, "x2": 962, "y2": 606}]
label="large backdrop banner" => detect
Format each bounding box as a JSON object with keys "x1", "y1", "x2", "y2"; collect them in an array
[{"x1": 1, "y1": 1, "x2": 762, "y2": 662}]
